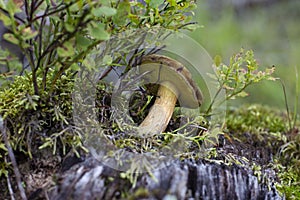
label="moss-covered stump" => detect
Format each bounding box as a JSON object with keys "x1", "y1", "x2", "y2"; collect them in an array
[{"x1": 48, "y1": 156, "x2": 282, "y2": 200}]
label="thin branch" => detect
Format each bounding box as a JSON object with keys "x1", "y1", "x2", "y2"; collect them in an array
[
  {"x1": 148, "y1": 44, "x2": 166, "y2": 55},
  {"x1": 0, "y1": 118, "x2": 28, "y2": 200},
  {"x1": 5, "y1": 159, "x2": 16, "y2": 200},
  {"x1": 37, "y1": 5, "x2": 50, "y2": 90},
  {"x1": 49, "y1": 39, "x2": 104, "y2": 94},
  {"x1": 38, "y1": 6, "x2": 49, "y2": 59},
  {"x1": 38, "y1": 9, "x2": 91, "y2": 64},
  {"x1": 225, "y1": 81, "x2": 252, "y2": 101},
  {"x1": 176, "y1": 21, "x2": 198, "y2": 30},
  {"x1": 33, "y1": 0, "x2": 44, "y2": 11},
  {"x1": 205, "y1": 86, "x2": 224, "y2": 115},
  {"x1": 31, "y1": 1, "x2": 75, "y2": 22},
  {"x1": 24, "y1": 0, "x2": 29, "y2": 18},
  {"x1": 0, "y1": 8, "x2": 25, "y2": 23}
]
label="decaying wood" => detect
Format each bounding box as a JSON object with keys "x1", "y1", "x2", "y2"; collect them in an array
[{"x1": 48, "y1": 156, "x2": 283, "y2": 200}]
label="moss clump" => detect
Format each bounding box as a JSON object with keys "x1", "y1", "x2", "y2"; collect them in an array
[
  {"x1": 225, "y1": 104, "x2": 287, "y2": 147},
  {"x1": 224, "y1": 104, "x2": 300, "y2": 199},
  {"x1": 275, "y1": 161, "x2": 300, "y2": 199},
  {"x1": 0, "y1": 70, "x2": 87, "y2": 176},
  {"x1": 226, "y1": 104, "x2": 287, "y2": 135}
]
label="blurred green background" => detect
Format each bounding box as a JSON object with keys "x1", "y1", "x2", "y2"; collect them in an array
[{"x1": 188, "y1": 0, "x2": 300, "y2": 111}]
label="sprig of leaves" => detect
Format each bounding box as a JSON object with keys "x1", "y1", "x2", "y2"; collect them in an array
[{"x1": 207, "y1": 49, "x2": 276, "y2": 114}]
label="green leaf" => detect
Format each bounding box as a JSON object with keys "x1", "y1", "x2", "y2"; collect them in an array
[
  {"x1": 0, "y1": 12, "x2": 12, "y2": 26},
  {"x1": 49, "y1": 15, "x2": 60, "y2": 22},
  {"x1": 69, "y1": 2, "x2": 80, "y2": 12},
  {"x1": 57, "y1": 41, "x2": 75, "y2": 57},
  {"x1": 88, "y1": 24, "x2": 110, "y2": 40},
  {"x1": 0, "y1": 143, "x2": 7, "y2": 151},
  {"x1": 21, "y1": 27, "x2": 38, "y2": 40},
  {"x1": 236, "y1": 91, "x2": 248, "y2": 97},
  {"x1": 64, "y1": 22, "x2": 75, "y2": 32},
  {"x1": 183, "y1": 23, "x2": 200, "y2": 31},
  {"x1": 166, "y1": 0, "x2": 176, "y2": 6},
  {"x1": 6, "y1": 0, "x2": 22, "y2": 15},
  {"x1": 214, "y1": 55, "x2": 222, "y2": 67},
  {"x1": 0, "y1": 167, "x2": 9, "y2": 178},
  {"x1": 149, "y1": 0, "x2": 164, "y2": 8},
  {"x1": 70, "y1": 63, "x2": 80, "y2": 71},
  {"x1": 92, "y1": 6, "x2": 117, "y2": 17},
  {"x1": 113, "y1": 1, "x2": 130, "y2": 26},
  {"x1": 100, "y1": 0, "x2": 111, "y2": 6},
  {"x1": 76, "y1": 34, "x2": 92, "y2": 50},
  {"x1": 3, "y1": 33, "x2": 19, "y2": 45},
  {"x1": 103, "y1": 55, "x2": 112, "y2": 65}
]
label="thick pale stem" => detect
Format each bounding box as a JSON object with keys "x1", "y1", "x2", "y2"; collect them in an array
[{"x1": 138, "y1": 82, "x2": 178, "y2": 137}]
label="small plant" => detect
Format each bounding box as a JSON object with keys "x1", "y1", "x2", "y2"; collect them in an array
[
  {"x1": 274, "y1": 66, "x2": 300, "y2": 199},
  {"x1": 279, "y1": 132, "x2": 300, "y2": 169},
  {"x1": 279, "y1": 66, "x2": 299, "y2": 133},
  {"x1": 207, "y1": 49, "x2": 276, "y2": 114}
]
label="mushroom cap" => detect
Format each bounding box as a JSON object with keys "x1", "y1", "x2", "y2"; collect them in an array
[{"x1": 139, "y1": 54, "x2": 203, "y2": 108}]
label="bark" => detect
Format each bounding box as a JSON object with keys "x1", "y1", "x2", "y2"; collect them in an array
[{"x1": 48, "y1": 156, "x2": 283, "y2": 200}]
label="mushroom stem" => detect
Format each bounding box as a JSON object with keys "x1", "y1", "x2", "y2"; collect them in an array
[{"x1": 138, "y1": 81, "x2": 178, "y2": 136}]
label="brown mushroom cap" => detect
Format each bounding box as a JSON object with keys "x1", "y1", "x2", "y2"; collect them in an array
[{"x1": 139, "y1": 54, "x2": 203, "y2": 108}]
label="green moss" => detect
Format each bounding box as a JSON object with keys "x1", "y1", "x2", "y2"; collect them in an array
[
  {"x1": 128, "y1": 188, "x2": 150, "y2": 200},
  {"x1": 225, "y1": 104, "x2": 287, "y2": 147},
  {"x1": 224, "y1": 104, "x2": 300, "y2": 199},
  {"x1": 0, "y1": 70, "x2": 87, "y2": 175},
  {"x1": 272, "y1": 160, "x2": 300, "y2": 199},
  {"x1": 226, "y1": 104, "x2": 287, "y2": 134}
]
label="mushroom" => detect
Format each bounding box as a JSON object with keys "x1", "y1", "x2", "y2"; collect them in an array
[{"x1": 137, "y1": 54, "x2": 203, "y2": 137}]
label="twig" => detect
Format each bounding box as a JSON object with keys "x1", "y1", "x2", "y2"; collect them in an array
[
  {"x1": 0, "y1": 117, "x2": 28, "y2": 200},
  {"x1": 31, "y1": 1, "x2": 75, "y2": 22},
  {"x1": 5, "y1": 159, "x2": 16, "y2": 200}
]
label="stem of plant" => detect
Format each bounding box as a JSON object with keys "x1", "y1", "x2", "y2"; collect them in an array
[
  {"x1": 293, "y1": 65, "x2": 299, "y2": 130},
  {"x1": 280, "y1": 79, "x2": 292, "y2": 131}
]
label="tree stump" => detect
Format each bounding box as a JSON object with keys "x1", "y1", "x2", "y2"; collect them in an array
[{"x1": 48, "y1": 156, "x2": 283, "y2": 200}]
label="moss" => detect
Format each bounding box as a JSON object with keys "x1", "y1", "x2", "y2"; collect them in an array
[
  {"x1": 226, "y1": 104, "x2": 287, "y2": 134},
  {"x1": 275, "y1": 163, "x2": 300, "y2": 199},
  {"x1": 0, "y1": 70, "x2": 87, "y2": 176},
  {"x1": 225, "y1": 104, "x2": 287, "y2": 147},
  {"x1": 224, "y1": 104, "x2": 300, "y2": 199},
  {"x1": 128, "y1": 188, "x2": 150, "y2": 200}
]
